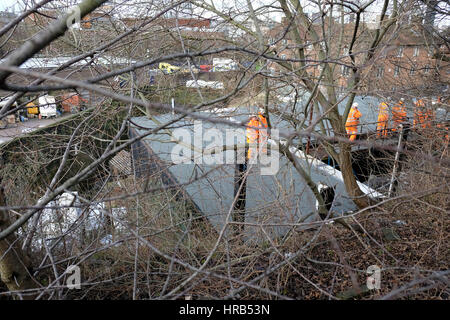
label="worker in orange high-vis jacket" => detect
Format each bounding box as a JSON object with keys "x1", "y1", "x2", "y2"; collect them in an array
[
  {"x1": 246, "y1": 108, "x2": 269, "y2": 161},
  {"x1": 345, "y1": 102, "x2": 362, "y2": 141},
  {"x1": 392, "y1": 98, "x2": 407, "y2": 132},
  {"x1": 413, "y1": 99, "x2": 426, "y2": 129},
  {"x1": 425, "y1": 101, "x2": 436, "y2": 129},
  {"x1": 377, "y1": 102, "x2": 389, "y2": 137}
]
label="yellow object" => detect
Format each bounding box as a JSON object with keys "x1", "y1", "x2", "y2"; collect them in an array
[
  {"x1": 26, "y1": 102, "x2": 39, "y2": 115},
  {"x1": 159, "y1": 62, "x2": 180, "y2": 74},
  {"x1": 345, "y1": 106, "x2": 362, "y2": 141}
]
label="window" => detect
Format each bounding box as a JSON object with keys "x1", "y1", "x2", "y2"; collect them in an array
[
  {"x1": 282, "y1": 39, "x2": 288, "y2": 45},
  {"x1": 394, "y1": 65, "x2": 400, "y2": 77},
  {"x1": 397, "y1": 46, "x2": 403, "y2": 57},
  {"x1": 268, "y1": 38, "x2": 274, "y2": 45},
  {"x1": 182, "y1": 2, "x2": 193, "y2": 10},
  {"x1": 424, "y1": 65, "x2": 431, "y2": 74},
  {"x1": 413, "y1": 46, "x2": 420, "y2": 57},
  {"x1": 376, "y1": 66, "x2": 384, "y2": 78},
  {"x1": 280, "y1": 54, "x2": 287, "y2": 60},
  {"x1": 409, "y1": 67, "x2": 416, "y2": 75}
]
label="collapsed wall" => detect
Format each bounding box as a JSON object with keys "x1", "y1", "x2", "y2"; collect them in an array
[{"x1": 130, "y1": 113, "x2": 383, "y2": 241}]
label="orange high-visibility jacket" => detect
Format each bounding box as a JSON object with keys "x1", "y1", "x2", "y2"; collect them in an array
[
  {"x1": 246, "y1": 113, "x2": 269, "y2": 159},
  {"x1": 346, "y1": 107, "x2": 362, "y2": 141},
  {"x1": 257, "y1": 113, "x2": 268, "y2": 127},
  {"x1": 414, "y1": 99, "x2": 426, "y2": 128},
  {"x1": 246, "y1": 114, "x2": 268, "y2": 143},
  {"x1": 62, "y1": 94, "x2": 87, "y2": 112},
  {"x1": 346, "y1": 107, "x2": 362, "y2": 128},
  {"x1": 377, "y1": 102, "x2": 389, "y2": 136},
  {"x1": 424, "y1": 108, "x2": 435, "y2": 128},
  {"x1": 392, "y1": 101, "x2": 407, "y2": 125},
  {"x1": 377, "y1": 102, "x2": 389, "y2": 119},
  {"x1": 257, "y1": 114, "x2": 268, "y2": 142},
  {"x1": 246, "y1": 118, "x2": 260, "y2": 143}
]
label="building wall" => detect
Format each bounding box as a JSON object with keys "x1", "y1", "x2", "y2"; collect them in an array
[{"x1": 264, "y1": 20, "x2": 449, "y2": 97}]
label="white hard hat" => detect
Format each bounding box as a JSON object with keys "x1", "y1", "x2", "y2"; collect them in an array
[
  {"x1": 352, "y1": 102, "x2": 359, "y2": 108},
  {"x1": 400, "y1": 98, "x2": 405, "y2": 102},
  {"x1": 258, "y1": 107, "x2": 265, "y2": 113}
]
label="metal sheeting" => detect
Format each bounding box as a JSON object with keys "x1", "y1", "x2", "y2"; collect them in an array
[{"x1": 130, "y1": 112, "x2": 380, "y2": 240}]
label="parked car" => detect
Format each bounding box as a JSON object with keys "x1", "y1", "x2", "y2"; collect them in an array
[
  {"x1": 21, "y1": 127, "x2": 34, "y2": 134},
  {"x1": 159, "y1": 62, "x2": 180, "y2": 74},
  {"x1": 186, "y1": 80, "x2": 224, "y2": 90},
  {"x1": 212, "y1": 58, "x2": 238, "y2": 72},
  {"x1": 199, "y1": 65, "x2": 212, "y2": 72}
]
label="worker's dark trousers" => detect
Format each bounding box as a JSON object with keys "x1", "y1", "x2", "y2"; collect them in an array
[{"x1": 232, "y1": 150, "x2": 248, "y2": 235}]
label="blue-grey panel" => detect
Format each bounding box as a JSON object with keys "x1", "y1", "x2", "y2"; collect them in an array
[{"x1": 130, "y1": 112, "x2": 364, "y2": 239}]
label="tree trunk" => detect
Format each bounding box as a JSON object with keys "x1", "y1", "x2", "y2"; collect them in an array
[
  {"x1": 339, "y1": 142, "x2": 370, "y2": 209},
  {"x1": 0, "y1": 186, "x2": 37, "y2": 298}
]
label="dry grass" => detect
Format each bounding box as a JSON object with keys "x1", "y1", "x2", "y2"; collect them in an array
[{"x1": 1, "y1": 126, "x2": 448, "y2": 300}]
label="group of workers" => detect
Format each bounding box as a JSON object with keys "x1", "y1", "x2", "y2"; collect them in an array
[
  {"x1": 377, "y1": 98, "x2": 410, "y2": 137},
  {"x1": 245, "y1": 97, "x2": 445, "y2": 160},
  {"x1": 345, "y1": 99, "x2": 409, "y2": 141},
  {"x1": 345, "y1": 97, "x2": 443, "y2": 141}
]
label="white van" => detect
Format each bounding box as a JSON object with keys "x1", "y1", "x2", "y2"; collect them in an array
[
  {"x1": 212, "y1": 58, "x2": 238, "y2": 72},
  {"x1": 38, "y1": 95, "x2": 57, "y2": 118},
  {"x1": 186, "y1": 80, "x2": 224, "y2": 90}
]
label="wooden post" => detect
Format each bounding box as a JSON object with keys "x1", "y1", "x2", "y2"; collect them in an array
[
  {"x1": 388, "y1": 124, "x2": 403, "y2": 197},
  {"x1": 305, "y1": 102, "x2": 314, "y2": 155},
  {"x1": 232, "y1": 145, "x2": 247, "y2": 234}
]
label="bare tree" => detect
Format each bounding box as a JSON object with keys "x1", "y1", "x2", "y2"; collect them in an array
[{"x1": 0, "y1": 0, "x2": 448, "y2": 300}]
